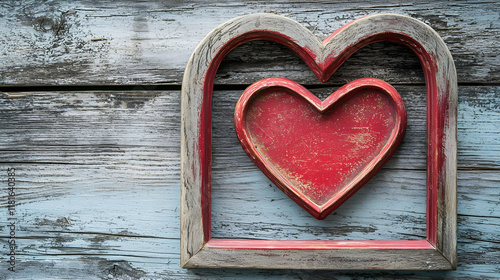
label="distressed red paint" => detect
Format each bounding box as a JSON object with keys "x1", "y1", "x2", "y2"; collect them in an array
[
  {"x1": 235, "y1": 77, "x2": 406, "y2": 219},
  {"x1": 182, "y1": 13, "x2": 457, "y2": 269},
  {"x1": 199, "y1": 27, "x2": 443, "y2": 235}
]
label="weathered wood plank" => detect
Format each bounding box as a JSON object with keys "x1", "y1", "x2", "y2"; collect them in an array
[
  {"x1": 0, "y1": 0, "x2": 497, "y2": 277},
  {"x1": 0, "y1": 0, "x2": 498, "y2": 86},
  {"x1": 0, "y1": 87, "x2": 498, "y2": 277},
  {"x1": 0, "y1": 166, "x2": 497, "y2": 278},
  {"x1": 1, "y1": 86, "x2": 499, "y2": 168}
]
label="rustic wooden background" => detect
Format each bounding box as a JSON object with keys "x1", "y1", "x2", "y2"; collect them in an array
[{"x1": 0, "y1": 1, "x2": 498, "y2": 279}]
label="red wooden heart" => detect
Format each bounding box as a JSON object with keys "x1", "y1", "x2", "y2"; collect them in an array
[{"x1": 235, "y1": 77, "x2": 406, "y2": 219}]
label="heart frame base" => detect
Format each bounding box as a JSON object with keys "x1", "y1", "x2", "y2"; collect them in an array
[{"x1": 181, "y1": 13, "x2": 457, "y2": 270}]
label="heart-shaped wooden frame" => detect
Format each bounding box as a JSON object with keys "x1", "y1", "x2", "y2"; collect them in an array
[
  {"x1": 234, "y1": 77, "x2": 407, "y2": 219},
  {"x1": 181, "y1": 13, "x2": 457, "y2": 270}
]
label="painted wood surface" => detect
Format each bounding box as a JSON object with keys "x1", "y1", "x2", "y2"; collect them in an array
[
  {"x1": 0, "y1": 0, "x2": 499, "y2": 279},
  {"x1": 180, "y1": 12, "x2": 457, "y2": 269},
  {"x1": 0, "y1": 1, "x2": 498, "y2": 86},
  {"x1": 234, "y1": 78, "x2": 407, "y2": 219},
  {"x1": 0, "y1": 86, "x2": 498, "y2": 278}
]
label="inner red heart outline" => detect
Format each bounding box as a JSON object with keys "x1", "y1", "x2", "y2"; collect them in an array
[{"x1": 235, "y1": 77, "x2": 407, "y2": 219}]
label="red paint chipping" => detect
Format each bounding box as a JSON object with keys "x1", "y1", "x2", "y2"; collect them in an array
[
  {"x1": 235, "y1": 78, "x2": 407, "y2": 219},
  {"x1": 248, "y1": 87, "x2": 395, "y2": 204}
]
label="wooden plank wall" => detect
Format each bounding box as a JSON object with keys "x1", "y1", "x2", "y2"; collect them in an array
[{"x1": 1, "y1": 1, "x2": 498, "y2": 279}]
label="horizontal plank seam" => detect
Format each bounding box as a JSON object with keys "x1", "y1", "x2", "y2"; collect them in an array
[
  {"x1": 0, "y1": 163, "x2": 496, "y2": 171},
  {"x1": 458, "y1": 167, "x2": 500, "y2": 171},
  {"x1": 459, "y1": 237, "x2": 500, "y2": 245},
  {"x1": 0, "y1": 144, "x2": 179, "y2": 149},
  {"x1": 0, "y1": 161, "x2": 88, "y2": 165},
  {"x1": 18, "y1": 230, "x2": 176, "y2": 240},
  {"x1": 0, "y1": 85, "x2": 182, "y2": 92},
  {"x1": 457, "y1": 213, "x2": 500, "y2": 219},
  {"x1": 11, "y1": 252, "x2": 168, "y2": 258},
  {"x1": 1, "y1": 82, "x2": 499, "y2": 92}
]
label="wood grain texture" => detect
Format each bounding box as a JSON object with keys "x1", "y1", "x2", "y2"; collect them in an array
[
  {"x1": 0, "y1": 0, "x2": 498, "y2": 278},
  {"x1": 0, "y1": 0, "x2": 498, "y2": 86},
  {"x1": 1, "y1": 86, "x2": 498, "y2": 277},
  {"x1": 181, "y1": 12, "x2": 456, "y2": 269}
]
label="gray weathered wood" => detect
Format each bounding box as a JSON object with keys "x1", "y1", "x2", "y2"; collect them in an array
[
  {"x1": 1, "y1": 0, "x2": 498, "y2": 278},
  {"x1": 0, "y1": 87, "x2": 498, "y2": 278},
  {"x1": 0, "y1": 87, "x2": 498, "y2": 169},
  {"x1": 0, "y1": 0, "x2": 498, "y2": 86}
]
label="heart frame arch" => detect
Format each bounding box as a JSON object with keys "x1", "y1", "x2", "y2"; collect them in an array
[{"x1": 181, "y1": 13, "x2": 457, "y2": 270}]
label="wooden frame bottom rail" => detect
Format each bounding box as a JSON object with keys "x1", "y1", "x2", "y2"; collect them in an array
[{"x1": 186, "y1": 240, "x2": 450, "y2": 270}]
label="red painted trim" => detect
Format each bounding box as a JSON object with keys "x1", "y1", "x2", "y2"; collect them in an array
[
  {"x1": 200, "y1": 83, "x2": 212, "y2": 243},
  {"x1": 205, "y1": 239, "x2": 434, "y2": 250},
  {"x1": 198, "y1": 20, "x2": 445, "y2": 248}
]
